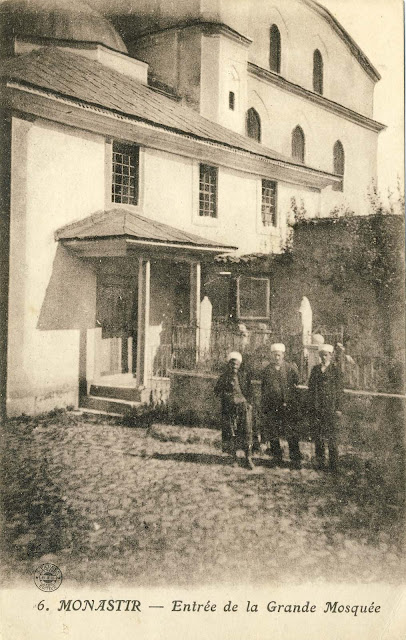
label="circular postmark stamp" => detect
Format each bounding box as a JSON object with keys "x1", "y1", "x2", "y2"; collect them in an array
[{"x1": 34, "y1": 564, "x2": 63, "y2": 592}]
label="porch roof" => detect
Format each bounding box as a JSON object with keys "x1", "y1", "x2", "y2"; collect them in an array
[{"x1": 55, "y1": 209, "x2": 237, "y2": 257}]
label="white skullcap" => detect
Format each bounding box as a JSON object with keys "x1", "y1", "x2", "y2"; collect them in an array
[
  {"x1": 227, "y1": 351, "x2": 242, "y2": 363},
  {"x1": 318, "y1": 344, "x2": 334, "y2": 353},
  {"x1": 271, "y1": 343, "x2": 285, "y2": 353}
]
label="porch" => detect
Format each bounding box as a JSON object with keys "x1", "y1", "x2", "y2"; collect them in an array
[{"x1": 55, "y1": 208, "x2": 237, "y2": 413}]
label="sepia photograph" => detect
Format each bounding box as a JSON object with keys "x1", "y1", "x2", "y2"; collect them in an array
[{"x1": 0, "y1": 0, "x2": 404, "y2": 638}]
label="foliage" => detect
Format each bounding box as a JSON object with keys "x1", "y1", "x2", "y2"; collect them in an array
[
  {"x1": 284, "y1": 189, "x2": 404, "y2": 301},
  {"x1": 271, "y1": 188, "x2": 405, "y2": 378},
  {"x1": 122, "y1": 400, "x2": 170, "y2": 428},
  {"x1": 289, "y1": 196, "x2": 307, "y2": 224}
]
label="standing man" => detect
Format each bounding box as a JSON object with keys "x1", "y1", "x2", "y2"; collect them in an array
[
  {"x1": 214, "y1": 351, "x2": 255, "y2": 470},
  {"x1": 261, "y1": 343, "x2": 301, "y2": 468},
  {"x1": 307, "y1": 344, "x2": 344, "y2": 472},
  {"x1": 235, "y1": 323, "x2": 260, "y2": 453}
]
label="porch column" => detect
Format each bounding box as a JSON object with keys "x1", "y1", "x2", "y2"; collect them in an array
[
  {"x1": 136, "y1": 258, "x2": 151, "y2": 387},
  {"x1": 190, "y1": 262, "x2": 201, "y2": 360},
  {"x1": 189, "y1": 261, "x2": 201, "y2": 327}
]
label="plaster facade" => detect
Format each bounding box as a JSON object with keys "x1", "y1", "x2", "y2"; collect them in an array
[
  {"x1": 6, "y1": 112, "x2": 320, "y2": 415},
  {"x1": 125, "y1": 0, "x2": 377, "y2": 117},
  {"x1": 246, "y1": 74, "x2": 378, "y2": 216},
  {"x1": 7, "y1": 117, "x2": 105, "y2": 414},
  {"x1": 142, "y1": 146, "x2": 319, "y2": 254},
  {"x1": 1, "y1": 0, "x2": 384, "y2": 416},
  {"x1": 128, "y1": 0, "x2": 382, "y2": 217}
]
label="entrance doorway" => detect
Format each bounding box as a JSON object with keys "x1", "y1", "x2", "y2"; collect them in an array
[{"x1": 96, "y1": 259, "x2": 138, "y2": 379}]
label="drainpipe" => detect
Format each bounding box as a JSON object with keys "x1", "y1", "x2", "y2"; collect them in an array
[{"x1": 0, "y1": 108, "x2": 11, "y2": 423}]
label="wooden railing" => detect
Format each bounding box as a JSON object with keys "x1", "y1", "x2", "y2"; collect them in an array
[{"x1": 151, "y1": 324, "x2": 405, "y2": 394}]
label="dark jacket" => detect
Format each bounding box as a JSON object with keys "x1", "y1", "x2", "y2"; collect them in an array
[
  {"x1": 260, "y1": 361, "x2": 299, "y2": 410},
  {"x1": 214, "y1": 360, "x2": 253, "y2": 413},
  {"x1": 307, "y1": 363, "x2": 344, "y2": 416}
]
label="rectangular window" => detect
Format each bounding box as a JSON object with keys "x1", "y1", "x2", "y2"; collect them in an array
[
  {"x1": 112, "y1": 142, "x2": 139, "y2": 205},
  {"x1": 237, "y1": 276, "x2": 270, "y2": 320},
  {"x1": 204, "y1": 275, "x2": 232, "y2": 320},
  {"x1": 261, "y1": 179, "x2": 277, "y2": 226},
  {"x1": 199, "y1": 164, "x2": 218, "y2": 218}
]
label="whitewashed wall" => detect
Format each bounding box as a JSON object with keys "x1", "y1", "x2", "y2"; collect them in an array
[
  {"x1": 7, "y1": 117, "x2": 105, "y2": 415},
  {"x1": 142, "y1": 147, "x2": 320, "y2": 253},
  {"x1": 233, "y1": 0, "x2": 376, "y2": 117},
  {"x1": 7, "y1": 115, "x2": 317, "y2": 414},
  {"x1": 129, "y1": 0, "x2": 380, "y2": 217},
  {"x1": 128, "y1": 0, "x2": 377, "y2": 118},
  {"x1": 246, "y1": 77, "x2": 378, "y2": 216}
]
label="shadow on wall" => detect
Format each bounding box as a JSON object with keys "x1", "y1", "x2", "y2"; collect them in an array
[{"x1": 37, "y1": 245, "x2": 97, "y2": 331}]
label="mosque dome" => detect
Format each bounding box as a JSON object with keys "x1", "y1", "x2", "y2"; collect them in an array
[{"x1": 0, "y1": 0, "x2": 128, "y2": 54}]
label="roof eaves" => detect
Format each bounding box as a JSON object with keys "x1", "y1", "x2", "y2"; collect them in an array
[
  {"x1": 14, "y1": 35, "x2": 131, "y2": 58},
  {"x1": 304, "y1": 0, "x2": 381, "y2": 82},
  {"x1": 61, "y1": 234, "x2": 238, "y2": 252},
  {"x1": 55, "y1": 208, "x2": 238, "y2": 250},
  {"x1": 248, "y1": 62, "x2": 386, "y2": 133},
  {"x1": 6, "y1": 77, "x2": 341, "y2": 185},
  {"x1": 125, "y1": 20, "x2": 252, "y2": 47},
  {"x1": 214, "y1": 252, "x2": 269, "y2": 264}
]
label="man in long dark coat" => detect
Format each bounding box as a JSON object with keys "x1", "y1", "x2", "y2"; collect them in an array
[
  {"x1": 307, "y1": 344, "x2": 344, "y2": 471},
  {"x1": 261, "y1": 343, "x2": 301, "y2": 468},
  {"x1": 234, "y1": 322, "x2": 261, "y2": 453},
  {"x1": 214, "y1": 351, "x2": 254, "y2": 470}
]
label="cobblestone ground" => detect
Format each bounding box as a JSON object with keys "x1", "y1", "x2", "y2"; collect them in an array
[{"x1": 0, "y1": 411, "x2": 403, "y2": 586}]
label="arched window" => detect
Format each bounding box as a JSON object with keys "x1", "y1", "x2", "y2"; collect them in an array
[
  {"x1": 313, "y1": 49, "x2": 323, "y2": 94},
  {"x1": 269, "y1": 24, "x2": 281, "y2": 73},
  {"x1": 292, "y1": 126, "x2": 305, "y2": 163},
  {"x1": 229, "y1": 91, "x2": 235, "y2": 110},
  {"x1": 228, "y1": 66, "x2": 240, "y2": 112},
  {"x1": 333, "y1": 140, "x2": 345, "y2": 191},
  {"x1": 246, "y1": 108, "x2": 261, "y2": 142}
]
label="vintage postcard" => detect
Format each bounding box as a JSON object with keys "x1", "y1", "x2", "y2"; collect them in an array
[{"x1": 0, "y1": 0, "x2": 404, "y2": 638}]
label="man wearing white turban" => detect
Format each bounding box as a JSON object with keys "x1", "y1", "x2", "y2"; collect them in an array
[
  {"x1": 307, "y1": 344, "x2": 344, "y2": 472},
  {"x1": 214, "y1": 351, "x2": 254, "y2": 470},
  {"x1": 260, "y1": 343, "x2": 301, "y2": 468}
]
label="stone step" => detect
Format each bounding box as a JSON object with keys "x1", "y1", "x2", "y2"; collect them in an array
[
  {"x1": 81, "y1": 396, "x2": 142, "y2": 415},
  {"x1": 73, "y1": 407, "x2": 123, "y2": 418},
  {"x1": 90, "y1": 384, "x2": 142, "y2": 402}
]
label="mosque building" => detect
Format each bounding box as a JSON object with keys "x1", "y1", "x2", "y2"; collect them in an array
[{"x1": 0, "y1": 0, "x2": 385, "y2": 416}]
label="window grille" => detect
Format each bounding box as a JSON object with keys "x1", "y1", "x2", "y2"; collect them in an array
[
  {"x1": 261, "y1": 180, "x2": 277, "y2": 226},
  {"x1": 199, "y1": 164, "x2": 218, "y2": 217},
  {"x1": 246, "y1": 108, "x2": 261, "y2": 142},
  {"x1": 112, "y1": 142, "x2": 139, "y2": 205},
  {"x1": 313, "y1": 49, "x2": 324, "y2": 95},
  {"x1": 270, "y1": 24, "x2": 281, "y2": 73}
]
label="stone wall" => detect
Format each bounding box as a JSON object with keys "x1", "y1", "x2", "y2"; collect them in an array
[{"x1": 169, "y1": 370, "x2": 405, "y2": 456}]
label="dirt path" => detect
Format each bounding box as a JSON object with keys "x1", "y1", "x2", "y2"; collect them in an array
[{"x1": 0, "y1": 413, "x2": 403, "y2": 586}]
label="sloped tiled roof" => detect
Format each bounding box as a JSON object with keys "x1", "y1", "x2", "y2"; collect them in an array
[
  {"x1": 55, "y1": 209, "x2": 237, "y2": 250},
  {"x1": 2, "y1": 46, "x2": 311, "y2": 167}
]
